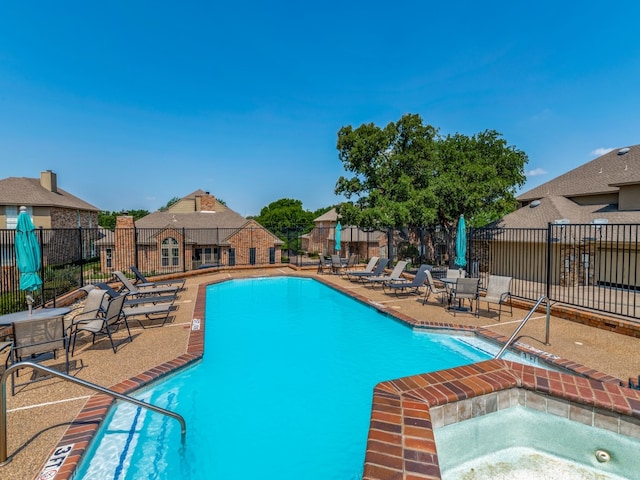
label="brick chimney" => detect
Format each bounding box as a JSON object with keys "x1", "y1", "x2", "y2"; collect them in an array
[
  {"x1": 40, "y1": 170, "x2": 58, "y2": 193},
  {"x1": 196, "y1": 193, "x2": 216, "y2": 212},
  {"x1": 114, "y1": 215, "x2": 136, "y2": 270}
]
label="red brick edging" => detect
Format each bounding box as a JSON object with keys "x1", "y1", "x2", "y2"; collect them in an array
[{"x1": 40, "y1": 274, "x2": 640, "y2": 480}]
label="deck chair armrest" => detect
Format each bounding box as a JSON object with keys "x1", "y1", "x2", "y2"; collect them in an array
[
  {"x1": 69, "y1": 315, "x2": 103, "y2": 328},
  {"x1": 499, "y1": 291, "x2": 511, "y2": 303},
  {"x1": 69, "y1": 306, "x2": 104, "y2": 321}
]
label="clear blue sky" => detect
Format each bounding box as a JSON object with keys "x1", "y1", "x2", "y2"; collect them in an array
[{"x1": 1, "y1": 2, "x2": 639, "y2": 217}]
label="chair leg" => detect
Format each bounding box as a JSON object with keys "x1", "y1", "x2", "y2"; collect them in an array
[
  {"x1": 103, "y1": 325, "x2": 118, "y2": 353},
  {"x1": 423, "y1": 289, "x2": 430, "y2": 305}
]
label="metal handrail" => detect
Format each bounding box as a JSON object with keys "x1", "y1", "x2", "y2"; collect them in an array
[
  {"x1": 494, "y1": 295, "x2": 550, "y2": 359},
  {"x1": 1, "y1": 361, "x2": 186, "y2": 466}
]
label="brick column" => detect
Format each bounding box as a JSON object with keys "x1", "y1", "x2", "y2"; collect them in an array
[{"x1": 114, "y1": 215, "x2": 136, "y2": 272}]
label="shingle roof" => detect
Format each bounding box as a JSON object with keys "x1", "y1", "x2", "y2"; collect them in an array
[
  {"x1": 518, "y1": 145, "x2": 640, "y2": 201},
  {"x1": 314, "y1": 208, "x2": 338, "y2": 222},
  {"x1": 0, "y1": 177, "x2": 99, "y2": 211},
  {"x1": 134, "y1": 210, "x2": 247, "y2": 229},
  {"x1": 496, "y1": 195, "x2": 640, "y2": 228}
]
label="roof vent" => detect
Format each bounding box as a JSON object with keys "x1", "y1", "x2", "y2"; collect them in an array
[
  {"x1": 554, "y1": 219, "x2": 570, "y2": 225},
  {"x1": 529, "y1": 200, "x2": 541, "y2": 208},
  {"x1": 618, "y1": 147, "x2": 630, "y2": 155},
  {"x1": 592, "y1": 218, "x2": 609, "y2": 225}
]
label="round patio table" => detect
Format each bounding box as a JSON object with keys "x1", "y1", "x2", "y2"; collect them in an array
[{"x1": 0, "y1": 307, "x2": 71, "y2": 326}]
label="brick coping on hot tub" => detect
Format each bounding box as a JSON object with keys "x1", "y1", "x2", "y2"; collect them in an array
[
  {"x1": 40, "y1": 275, "x2": 636, "y2": 479},
  {"x1": 362, "y1": 359, "x2": 640, "y2": 480}
]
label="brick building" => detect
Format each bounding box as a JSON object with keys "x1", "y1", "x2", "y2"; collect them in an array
[
  {"x1": 98, "y1": 190, "x2": 283, "y2": 273},
  {"x1": 0, "y1": 171, "x2": 100, "y2": 291}
]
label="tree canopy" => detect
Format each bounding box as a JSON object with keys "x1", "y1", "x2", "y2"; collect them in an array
[
  {"x1": 254, "y1": 198, "x2": 314, "y2": 233},
  {"x1": 334, "y1": 113, "x2": 528, "y2": 238},
  {"x1": 158, "y1": 196, "x2": 181, "y2": 212},
  {"x1": 253, "y1": 198, "x2": 330, "y2": 253},
  {"x1": 98, "y1": 209, "x2": 149, "y2": 230}
]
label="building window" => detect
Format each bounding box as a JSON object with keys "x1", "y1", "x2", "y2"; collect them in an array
[
  {"x1": 106, "y1": 248, "x2": 113, "y2": 268},
  {"x1": 162, "y1": 237, "x2": 180, "y2": 267},
  {"x1": 5, "y1": 206, "x2": 33, "y2": 229},
  {"x1": 269, "y1": 247, "x2": 275, "y2": 264},
  {"x1": 249, "y1": 247, "x2": 256, "y2": 265},
  {"x1": 229, "y1": 248, "x2": 236, "y2": 266}
]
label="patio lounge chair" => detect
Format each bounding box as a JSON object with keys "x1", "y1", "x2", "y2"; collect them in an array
[
  {"x1": 449, "y1": 278, "x2": 480, "y2": 317},
  {"x1": 84, "y1": 283, "x2": 176, "y2": 307},
  {"x1": 69, "y1": 293, "x2": 130, "y2": 355},
  {"x1": 382, "y1": 264, "x2": 430, "y2": 296},
  {"x1": 347, "y1": 258, "x2": 388, "y2": 282},
  {"x1": 423, "y1": 270, "x2": 448, "y2": 305},
  {"x1": 480, "y1": 275, "x2": 513, "y2": 320},
  {"x1": 7, "y1": 315, "x2": 69, "y2": 395},
  {"x1": 122, "y1": 297, "x2": 177, "y2": 328},
  {"x1": 130, "y1": 266, "x2": 186, "y2": 290},
  {"x1": 365, "y1": 260, "x2": 408, "y2": 288},
  {"x1": 345, "y1": 256, "x2": 378, "y2": 279},
  {"x1": 112, "y1": 270, "x2": 179, "y2": 297}
]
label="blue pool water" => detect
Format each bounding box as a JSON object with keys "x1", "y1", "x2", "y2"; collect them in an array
[{"x1": 76, "y1": 276, "x2": 504, "y2": 479}]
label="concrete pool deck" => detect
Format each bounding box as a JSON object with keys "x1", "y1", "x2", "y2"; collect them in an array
[{"x1": 2, "y1": 266, "x2": 640, "y2": 479}]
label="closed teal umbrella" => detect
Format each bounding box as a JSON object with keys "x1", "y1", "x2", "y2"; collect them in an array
[
  {"x1": 335, "y1": 222, "x2": 342, "y2": 252},
  {"x1": 454, "y1": 214, "x2": 467, "y2": 268},
  {"x1": 15, "y1": 207, "x2": 43, "y2": 293}
]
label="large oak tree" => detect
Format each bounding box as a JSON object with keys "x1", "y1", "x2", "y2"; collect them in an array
[{"x1": 334, "y1": 113, "x2": 527, "y2": 261}]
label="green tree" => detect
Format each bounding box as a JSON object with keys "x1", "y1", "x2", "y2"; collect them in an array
[
  {"x1": 255, "y1": 198, "x2": 315, "y2": 234},
  {"x1": 254, "y1": 198, "x2": 316, "y2": 253},
  {"x1": 158, "y1": 196, "x2": 181, "y2": 212},
  {"x1": 335, "y1": 113, "x2": 527, "y2": 262},
  {"x1": 98, "y1": 209, "x2": 150, "y2": 230},
  {"x1": 334, "y1": 113, "x2": 440, "y2": 257},
  {"x1": 433, "y1": 130, "x2": 527, "y2": 231}
]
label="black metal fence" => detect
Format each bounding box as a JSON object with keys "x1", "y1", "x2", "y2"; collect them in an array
[
  {"x1": 0, "y1": 225, "x2": 289, "y2": 315},
  {"x1": 469, "y1": 223, "x2": 640, "y2": 320},
  {"x1": 2, "y1": 223, "x2": 639, "y2": 321}
]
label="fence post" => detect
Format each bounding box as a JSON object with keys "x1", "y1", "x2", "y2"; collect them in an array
[
  {"x1": 78, "y1": 226, "x2": 85, "y2": 288},
  {"x1": 182, "y1": 227, "x2": 187, "y2": 273},
  {"x1": 38, "y1": 227, "x2": 45, "y2": 303},
  {"x1": 133, "y1": 225, "x2": 139, "y2": 270},
  {"x1": 546, "y1": 223, "x2": 552, "y2": 301}
]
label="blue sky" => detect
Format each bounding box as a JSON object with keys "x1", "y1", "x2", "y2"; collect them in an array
[{"x1": 1, "y1": 2, "x2": 639, "y2": 217}]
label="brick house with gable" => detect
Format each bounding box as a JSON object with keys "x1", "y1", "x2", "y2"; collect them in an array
[
  {"x1": 98, "y1": 190, "x2": 283, "y2": 273},
  {"x1": 0, "y1": 170, "x2": 100, "y2": 291},
  {"x1": 301, "y1": 208, "x2": 387, "y2": 259}
]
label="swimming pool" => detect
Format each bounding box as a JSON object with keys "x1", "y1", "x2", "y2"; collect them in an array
[{"x1": 74, "y1": 277, "x2": 527, "y2": 479}]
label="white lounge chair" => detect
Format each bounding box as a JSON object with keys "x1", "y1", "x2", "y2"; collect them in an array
[
  {"x1": 365, "y1": 261, "x2": 408, "y2": 288},
  {"x1": 113, "y1": 271, "x2": 179, "y2": 297},
  {"x1": 383, "y1": 264, "x2": 430, "y2": 296},
  {"x1": 130, "y1": 266, "x2": 186, "y2": 290},
  {"x1": 122, "y1": 298, "x2": 177, "y2": 328},
  {"x1": 347, "y1": 258, "x2": 388, "y2": 282}
]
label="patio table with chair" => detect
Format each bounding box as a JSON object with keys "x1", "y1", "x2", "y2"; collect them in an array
[{"x1": 0, "y1": 307, "x2": 71, "y2": 395}]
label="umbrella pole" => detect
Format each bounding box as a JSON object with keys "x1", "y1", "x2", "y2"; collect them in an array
[{"x1": 26, "y1": 295, "x2": 34, "y2": 316}]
